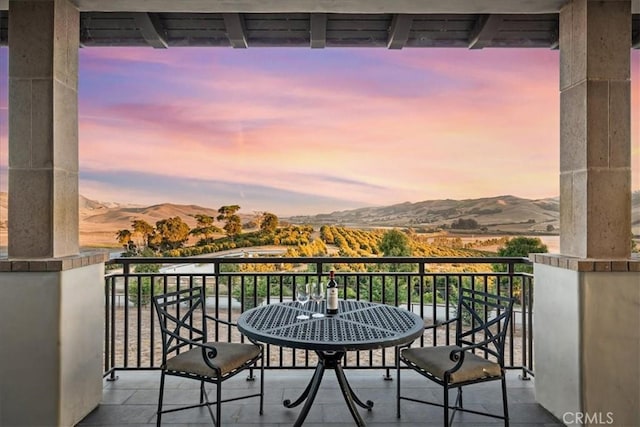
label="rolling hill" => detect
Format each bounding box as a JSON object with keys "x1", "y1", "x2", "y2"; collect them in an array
[
  {"x1": 1, "y1": 192, "x2": 639, "y2": 248},
  {"x1": 288, "y1": 195, "x2": 563, "y2": 233}
]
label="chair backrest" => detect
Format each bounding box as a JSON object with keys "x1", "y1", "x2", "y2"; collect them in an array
[
  {"x1": 152, "y1": 287, "x2": 207, "y2": 363},
  {"x1": 454, "y1": 287, "x2": 515, "y2": 365}
]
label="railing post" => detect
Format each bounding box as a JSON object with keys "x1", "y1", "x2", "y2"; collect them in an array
[{"x1": 106, "y1": 263, "x2": 122, "y2": 381}]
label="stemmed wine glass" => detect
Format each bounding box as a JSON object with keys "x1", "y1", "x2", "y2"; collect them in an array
[
  {"x1": 310, "y1": 281, "x2": 325, "y2": 318},
  {"x1": 295, "y1": 282, "x2": 310, "y2": 320}
]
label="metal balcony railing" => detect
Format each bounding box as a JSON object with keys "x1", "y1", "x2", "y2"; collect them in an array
[{"x1": 104, "y1": 256, "x2": 534, "y2": 380}]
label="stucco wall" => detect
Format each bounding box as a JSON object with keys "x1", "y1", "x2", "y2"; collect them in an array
[
  {"x1": 534, "y1": 263, "x2": 582, "y2": 421},
  {"x1": 534, "y1": 263, "x2": 640, "y2": 426},
  {"x1": 0, "y1": 263, "x2": 104, "y2": 426}
]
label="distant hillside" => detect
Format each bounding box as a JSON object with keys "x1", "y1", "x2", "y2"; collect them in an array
[
  {"x1": 79, "y1": 196, "x2": 220, "y2": 232},
  {"x1": 287, "y1": 195, "x2": 564, "y2": 234},
  {"x1": 1, "y1": 192, "x2": 639, "y2": 248}
]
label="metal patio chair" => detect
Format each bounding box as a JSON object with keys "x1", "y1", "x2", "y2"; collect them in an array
[
  {"x1": 152, "y1": 287, "x2": 264, "y2": 426},
  {"x1": 396, "y1": 287, "x2": 515, "y2": 426}
]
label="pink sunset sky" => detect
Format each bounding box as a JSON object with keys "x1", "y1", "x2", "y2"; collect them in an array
[{"x1": 0, "y1": 47, "x2": 639, "y2": 216}]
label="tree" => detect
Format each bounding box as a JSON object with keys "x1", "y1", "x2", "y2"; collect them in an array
[
  {"x1": 190, "y1": 214, "x2": 222, "y2": 243},
  {"x1": 217, "y1": 205, "x2": 242, "y2": 239},
  {"x1": 260, "y1": 212, "x2": 279, "y2": 234},
  {"x1": 194, "y1": 213, "x2": 215, "y2": 227},
  {"x1": 379, "y1": 229, "x2": 412, "y2": 257},
  {"x1": 494, "y1": 236, "x2": 548, "y2": 279},
  {"x1": 497, "y1": 236, "x2": 548, "y2": 258},
  {"x1": 115, "y1": 229, "x2": 136, "y2": 254},
  {"x1": 450, "y1": 218, "x2": 479, "y2": 229},
  {"x1": 216, "y1": 205, "x2": 241, "y2": 222},
  {"x1": 223, "y1": 214, "x2": 242, "y2": 239},
  {"x1": 154, "y1": 216, "x2": 191, "y2": 250},
  {"x1": 131, "y1": 219, "x2": 154, "y2": 248},
  {"x1": 116, "y1": 229, "x2": 132, "y2": 247},
  {"x1": 128, "y1": 263, "x2": 162, "y2": 307}
]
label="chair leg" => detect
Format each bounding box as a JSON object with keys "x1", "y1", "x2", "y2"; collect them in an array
[
  {"x1": 157, "y1": 371, "x2": 166, "y2": 427},
  {"x1": 200, "y1": 380, "x2": 205, "y2": 404},
  {"x1": 501, "y1": 376, "x2": 510, "y2": 427},
  {"x1": 457, "y1": 388, "x2": 463, "y2": 409},
  {"x1": 396, "y1": 349, "x2": 401, "y2": 419},
  {"x1": 216, "y1": 381, "x2": 222, "y2": 427},
  {"x1": 443, "y1": 384, "x2": 449, "y2": 427}
]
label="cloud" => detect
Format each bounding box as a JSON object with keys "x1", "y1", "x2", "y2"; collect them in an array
[
  {"x1": 75, "y1": 46, "x2": 568, "y2": 209},
  {"x1": 0, "y1": 47, "x2": 633, "y2": 215},
  {"x1": 79, "y1": 169, "x2": 372, "y2": 216}
]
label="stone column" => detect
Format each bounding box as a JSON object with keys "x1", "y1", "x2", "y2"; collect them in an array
[
  {"x1": 1, "y1": 2, "x2": 107, "y2": 426},
  {"x1": 559, "y1": 0, "x2": 631, "y2": 258},
  {"x1": 8, "y1": 0, "x2": 79, "y2": 258},
  {"x1": 534, "y1": 1, "x2": 639, "y2": 426}
]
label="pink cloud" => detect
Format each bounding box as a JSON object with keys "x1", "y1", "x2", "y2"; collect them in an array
[{"x1": 76, "y1": 47, "x2": 638, "y2": 208}]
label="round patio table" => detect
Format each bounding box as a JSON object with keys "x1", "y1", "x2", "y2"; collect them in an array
[{"x1": 237, "y1": 300, "x2": 424, "y2": 427}]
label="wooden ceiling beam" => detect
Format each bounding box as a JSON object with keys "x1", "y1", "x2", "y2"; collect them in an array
[
  {"x1": 133, "y1": 12, "x2": 168, "y2": 49},
  {"x1": 468, "y1": 14, "x2": 503, "y2": 49},
  {"x1": 223, "y1": 13, "x2": 248, "y2": 48},
  {"x1": 310, "y1": 13, "x2": 327, "y2": 48},
  {"x1": 549, "y1": 28, "x2": 559, "y2": 49},
  {"x1": 633, "y1": 31, "x2": 640, "y2": 48},
  {"x1": 387, "y1": 14, "x2": 413, "y2": 49}
]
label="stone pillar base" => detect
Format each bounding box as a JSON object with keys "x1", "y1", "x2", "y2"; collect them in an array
[
  {"x1": 0, "y1": 252, "x2": 109, "y2": 426},
  {"x1": 533, "y1": 254, "x2": 640, "y2": 427}
]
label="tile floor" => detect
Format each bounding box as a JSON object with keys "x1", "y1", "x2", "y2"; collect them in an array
[{"x1": 78, "y1": 369, "x2": 563, "y2": 426}]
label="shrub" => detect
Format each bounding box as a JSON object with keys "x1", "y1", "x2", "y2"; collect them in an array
[{"x1": 128, "y1": 264, "x2": 162, "y2": 307}]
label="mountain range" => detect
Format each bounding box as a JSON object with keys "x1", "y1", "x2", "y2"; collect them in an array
[
  {"x1": 1, "y1": 192, "x2": 639, "y2": 248},
  {"x1": 288, "y1": 195, "x2": 563, "y2": 232}
]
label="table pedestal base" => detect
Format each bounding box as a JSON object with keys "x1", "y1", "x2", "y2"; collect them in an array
[{"x1": 284, "y1": 351, "x2": 373, "y2": 427}]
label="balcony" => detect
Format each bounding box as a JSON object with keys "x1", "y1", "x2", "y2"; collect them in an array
[{"x1": 81, "y1": 255, "x2": 562, "y2": 425}]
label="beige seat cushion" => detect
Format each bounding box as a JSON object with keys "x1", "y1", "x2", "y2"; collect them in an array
[
  {"x1": 166, "y1": 342, "x2": 261, "y2": 377},
  {"x1": 402, "y1": 345, "x2": 502, "y2": 384}
]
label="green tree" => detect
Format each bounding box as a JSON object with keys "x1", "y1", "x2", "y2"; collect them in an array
[
  {"x1": 260, "y1": 212, "x2": 279, "y2": 234},
  {"x1": 379, "y1": 229, "x2": 412, "y2": 257},
  {"x1": 217, "y1": 205, "x2": 241, "y2": 221},
  {"x1": 217, "y1": 205, "x2": 242, "y2": 239},
  {"x1": 497, "y1": 236, "x2": 548, "y2": 258},
  {"x1": 494, "y1": 236, "x2": 548, "y2": 274},
  {"x1": 116, "y1": 229, "x2": 132, "y2": 247},
  {"x1": 154, "y1": 216, "x2": 191, "y2": 250},
  {"x1": 223, "y1": 214, "x2": 243, "y2": 239},
  {"x1": 128, "y1": 263, "x2": 162, "y2": 307},
  {"x1": 116, "y1": 229, "x2": 137, "y2": 255},
  {"x1": 190, "y1": 213, "x2": 222, "y2": 243},
  {"x1": 450, "y1": 218, "x2": 479, "y2": 229},
  {"x1": 131, "y1": 219, "x2": 154, "y2": 248}
]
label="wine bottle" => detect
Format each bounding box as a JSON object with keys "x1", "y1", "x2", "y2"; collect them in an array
[{"x1": 326, "y1": 270, "x2": 338, "y2": 315}]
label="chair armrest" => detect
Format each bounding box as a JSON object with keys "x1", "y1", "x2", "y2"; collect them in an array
[
  {"x1": 203, "y1": 314, "x2": 263, "y2": 347},
  {"x1": 424, "y1": 317, "x2": 458, "y2": 331},
  {"x1": 444, "y1": 336, "x2": 502, "y2": 376},
  {"x1": 398, "y1": 317, "x2": 459, "y2": 351},
  {"x1": 165, "y1": 331, "x2": 219, "y2": 362},
  {"x1": 205, "y1": 313, "x2": 238, "y2": 328},
  {"x1": 449, "y1": 334, "x2": 502, "y2": 362}
]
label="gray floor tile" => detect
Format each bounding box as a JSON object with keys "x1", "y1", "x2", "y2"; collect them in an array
[{"x1": 77, "y1": 369, "x2": 563, "y2": 426}]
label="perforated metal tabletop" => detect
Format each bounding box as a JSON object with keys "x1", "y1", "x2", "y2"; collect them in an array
[{"x1": 237, "y1": 300, "x2": 424, "y2": 352}]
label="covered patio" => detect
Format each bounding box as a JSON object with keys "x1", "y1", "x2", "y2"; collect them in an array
[{"x1": 0, "y1": 1, "x2": 639, "y2": 426}]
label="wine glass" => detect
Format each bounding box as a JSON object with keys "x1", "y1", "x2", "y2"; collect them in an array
[
  {"x1": 310, "y1": 281, "x2": 325, "y2": 318},
  {"x1": 295, "y1": 282, "x2": 310, "y2": 320}
]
